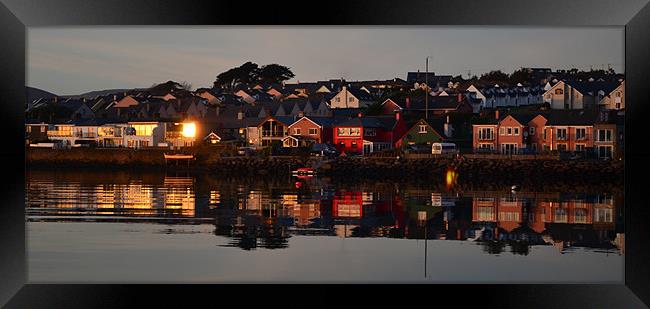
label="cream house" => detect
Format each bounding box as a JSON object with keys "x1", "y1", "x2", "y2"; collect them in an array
[
  {"x1": 598, "y1": 81, "x2": 625, "y2": 110},
  {"x1": 329, "y1": 86, "x2": 374, "y2": 109}
]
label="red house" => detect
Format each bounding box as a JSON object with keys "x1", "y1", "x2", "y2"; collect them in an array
[{"x1": 333, "y1": 113, "x2": 407, "y2": 155}]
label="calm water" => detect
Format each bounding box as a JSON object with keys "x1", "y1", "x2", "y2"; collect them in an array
[{"x1": 26, "y1": 169, "x2": 624, "y2": 283}]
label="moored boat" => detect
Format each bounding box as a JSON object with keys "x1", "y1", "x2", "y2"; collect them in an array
[{"x1": 164, "y1": 153, "x2": 194, "y2": 160}]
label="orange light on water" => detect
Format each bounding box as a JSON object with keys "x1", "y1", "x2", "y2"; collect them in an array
[{"x1": 445, "y1": 168, "x2": 457, "y2": 188}]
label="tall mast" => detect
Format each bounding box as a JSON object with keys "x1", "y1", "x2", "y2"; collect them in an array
[{"x1": 425, "y1": 57, "x2": 429, "y2": 120}]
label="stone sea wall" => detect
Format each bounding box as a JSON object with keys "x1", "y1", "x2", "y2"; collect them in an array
[{"x1": 26, "y1": 148, "x2": 624, "y2": 185}]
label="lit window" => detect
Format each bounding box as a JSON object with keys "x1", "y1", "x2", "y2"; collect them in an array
[{"x1": 419, "y1": 125, "x2": 427, "y2": 133}]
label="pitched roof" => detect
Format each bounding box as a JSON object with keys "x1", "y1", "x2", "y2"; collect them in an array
[{"x1": 346, "y1": 87, "x2": 374, "y2": 101}]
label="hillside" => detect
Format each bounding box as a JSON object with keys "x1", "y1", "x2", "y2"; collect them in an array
[{"x1": 26, "y1": 86, "x2": 57, "y2": 104}]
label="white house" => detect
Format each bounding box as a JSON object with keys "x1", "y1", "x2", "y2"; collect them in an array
[{"x1": 329, "y1": 86, "x2": 374, "y2": 109}]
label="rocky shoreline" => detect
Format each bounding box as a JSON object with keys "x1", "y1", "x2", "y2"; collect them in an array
[{"x1": 27, "y1": 148, "x2": 624, "y2": 185}]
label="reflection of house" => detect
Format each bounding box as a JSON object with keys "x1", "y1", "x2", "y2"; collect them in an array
[
  {"x1": 333, "y1": 192, "x2": 363, "y2": 218},
  {"x1": 289, "y1": 201, "x2": 321, "y2": 226},
  {"x1": 497, "y1": 197, "x2": 523, "y2": 233}
]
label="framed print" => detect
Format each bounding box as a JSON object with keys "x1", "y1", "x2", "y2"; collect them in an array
[{"x1": 1, "y1": 0, "x2": 649, "y2": 307}]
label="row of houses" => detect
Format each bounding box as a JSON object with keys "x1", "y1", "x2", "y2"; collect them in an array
[{"x1": 472, "y1": 109, "x2": 624, "y2": 159}]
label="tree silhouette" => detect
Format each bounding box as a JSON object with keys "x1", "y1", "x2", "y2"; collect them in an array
[
  {"x1": 214, "y1": 62, "x2": 294, "y2": 90},
  {"x1": 479, "y1": 70, "x2": 510, "y2": 85},
  {"x1": 258, "y1": 64, "x2": 295, "y2": 84}
]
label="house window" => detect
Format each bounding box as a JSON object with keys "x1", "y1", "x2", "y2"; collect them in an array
[
  {"x1": 530, "y1": 127, "x2": 536, "y2": 135},
  {"x1": 308, "y1": 128, "x2": 318, "y2": 135},
  {"x1": 555, "y1": 89, "x2": 564, "y2": 95},
  {"x1": 576, "y1": 144, "x2": 586, "y2": 152},
  {"x1": 598, "y1": 145, "x2": 613, "y2": 158},
  {"x1": 507, "y1": 127, "x2": 512, "y2": 135},
  {"x1": 557, "y1": 144, "x2": 567, "y2": 152},
  {"x1": 418, "y1": 125, "x2": 427, "y2": 134},
  {"x1": 348, "y1": 97, "x2": 354, "y2": 102},
  {"x1": 335, "y1": 97, "x2": 341, "y2": 102},
  {"x1": 338, "y1": 127, "x2": 360, "y2": 137},
  {"x1": 556, "y1": 128, "x2": 567, "y2": 140},
  {"x1": 478, "y1": 127, "x2": 494, "y2": 140},
  {"x1": 514, "y1": 128, "x2": 519, "y2": 136},
  {"x1": 499, "y1": 127, "x2": 505, "y2": 136},
  {"x1": 478, "y1": 143, "x2": 494, "y2": 150},
  {"x1": 351, "y1": 141, "x2": 357, "y2": 149},
  {"x1": 294, "y1": 128, "x2": 301, "y2": 135},
  {"x1": 597, "y1": 129, "x2": 612, "y2": 142},
  {"x1": 576, "y1": 128, "x2": 586, "y2": 140},
  {"x1": 364, "y1": 128, "x2": 376, "y2": 137}
]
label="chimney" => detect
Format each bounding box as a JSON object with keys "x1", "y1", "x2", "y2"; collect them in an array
[
  {"x1": 495, "y1": 109, "x2": 499, "y2": 120},
  {"x1": 406, "y1": 97, "x2": 411, "y2": 109}
]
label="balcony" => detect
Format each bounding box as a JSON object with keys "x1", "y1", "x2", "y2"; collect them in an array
[
  {"x1": 165, "y1": 131, "x2": 184, "y2": 139},
  {"x1": 75, "y1": 132, "x2": 98, "y2": 138},
  {"x1": 47, "y1": 131, "x2": 73, "y2": 137},
  {"x1": 262, "y1": 130, "x2": 284, "y2": 137}
]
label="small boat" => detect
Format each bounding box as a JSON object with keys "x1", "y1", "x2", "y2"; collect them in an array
[
  {"x1": 292, "y1": 167, "x2": 316, "y2": 175},
  {"x1": 164, "y1": 153, "x2": 194, "y2": 160}
]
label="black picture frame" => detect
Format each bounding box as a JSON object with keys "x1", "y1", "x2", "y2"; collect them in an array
[{"x1": 1, "y1": 0, "x2": 649, "y2": 307}]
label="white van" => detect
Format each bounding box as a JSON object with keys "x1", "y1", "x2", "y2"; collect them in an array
[{"x1": 432, "y1": 142, "x2": 457, "y2": 155}]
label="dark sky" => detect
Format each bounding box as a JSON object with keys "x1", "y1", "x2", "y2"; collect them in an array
[{"x1": 28, "y1": 26, "x2": 624, "y2": 95}]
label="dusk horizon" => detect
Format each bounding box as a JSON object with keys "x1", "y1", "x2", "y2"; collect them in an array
[{"x1": 28, "y1": 26, "x2": 624, "y2": 95}]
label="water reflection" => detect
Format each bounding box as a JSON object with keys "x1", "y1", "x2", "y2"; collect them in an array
[{"x1": 26, "y1": 170, "x2": 624, "y2": 255}]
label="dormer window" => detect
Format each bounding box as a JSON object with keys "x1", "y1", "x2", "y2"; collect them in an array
[{"x1": 418, "y1": 125, "x2": 427, "y2": 133}]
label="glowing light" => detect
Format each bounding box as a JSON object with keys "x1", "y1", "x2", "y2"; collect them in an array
[
  {"x1": 182, "y1": 122, "x2": 196, "y2": 138},
  {"x1": 445, "y1": 168, "x2": 457, "y2": 188}
]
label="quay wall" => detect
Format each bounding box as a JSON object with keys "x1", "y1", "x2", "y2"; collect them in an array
[{"x1": 26, "y1": 148, "x2": 623, "y2": 184}]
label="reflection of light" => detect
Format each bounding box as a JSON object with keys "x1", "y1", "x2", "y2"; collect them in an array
[
  {"x1": 445, "y1": 168, "x2": 456, "y2": 188},
  {"x1": 182, "y1": 122, "x2": 196, "y2": 138}
]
